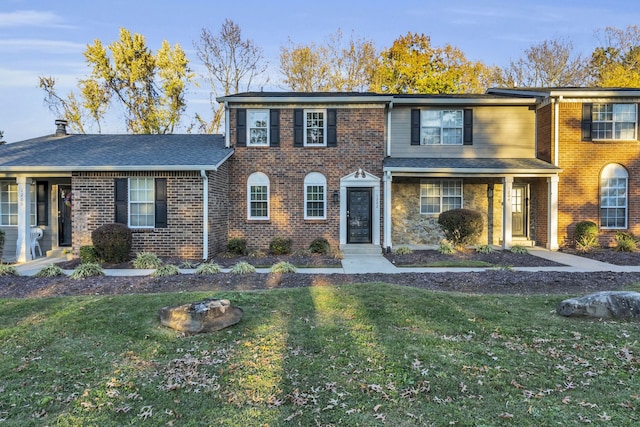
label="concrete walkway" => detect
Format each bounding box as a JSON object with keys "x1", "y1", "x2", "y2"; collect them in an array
[{"x1": 10, "y1": 246, "x2": 640, "y2": 276}]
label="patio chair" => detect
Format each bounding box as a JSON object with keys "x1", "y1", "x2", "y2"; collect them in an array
[{"x1": 30, "y1": 227, "x2": 43, "y2": 258}]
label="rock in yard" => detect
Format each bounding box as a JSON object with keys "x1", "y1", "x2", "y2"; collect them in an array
[
  {"x1": 557, "y1": 291, "x2": 640, "y2": 320},
  {"x1": 158, "y1": 298, "x2": 243, "y2": 333}
]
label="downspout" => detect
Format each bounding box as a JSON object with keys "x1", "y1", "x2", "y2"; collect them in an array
[
  {"x1": 201, "y1": 170, "x2": 209, "y2": 260},
  {"x1": 386, "y1": 100, "x2": 393, "y2": 156},
  {"x1": 553, "y1": 96, "x2": 561, "y2": 166},
  {"x1": 224, "y1": 101, "x2": 230, "y2": 148}
]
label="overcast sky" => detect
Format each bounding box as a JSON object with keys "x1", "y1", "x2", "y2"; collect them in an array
[{"x1": 1, "y1": 0, "x2": 639, "y2": 142}]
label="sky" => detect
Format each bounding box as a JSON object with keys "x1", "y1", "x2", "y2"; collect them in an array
[{"x1": 1, "y1": 0, "x2": 639, "y2": 143}]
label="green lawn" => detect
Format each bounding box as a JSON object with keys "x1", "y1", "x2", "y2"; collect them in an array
[{"x1": 1, "y1": 283, "x2": 639, "y2": 426}]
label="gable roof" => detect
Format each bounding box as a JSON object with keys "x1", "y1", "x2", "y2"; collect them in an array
[{"x1": 0, "y1": 134, "x2": 233, "y2": 173}]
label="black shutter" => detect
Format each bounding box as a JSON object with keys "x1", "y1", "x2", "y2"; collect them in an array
[
  {"x1": 582, "y1": 103, "x2": 593, "y2": 141},
  {"x1": 270, "y1": 109, "x2": 280, "y2": 147},
  {"x1": 114, "y1": 178, "x2": 128, "y2": 224},
  {"x1": 294, "y1": 108, "x2": 304, "y2": 147},
  {"x1": 463, "y1": 109, "x2": 473, "y2": 145},
  {"x1": 327, "y1": 109, "x2": 337, "y2": 147},
  {"x1": 36, "y1": 181, "x2": 48, "y2": 226},
  {"x1": 155, "y1": 178, "x2": 167, "y2": 228},
  {"x1": 236, "y1": 109, "x2": 246, "y2": 146},
  {"x1": 637, "y1": 104, "x2": 640, "y2": 140},
  {"x1": 410, "y1": 109, "x2": 420, "y2": 145}
]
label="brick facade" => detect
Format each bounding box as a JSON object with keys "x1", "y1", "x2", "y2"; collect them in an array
[{"x1": 227, "y1": 107, "x2": 386, "y2": 250}]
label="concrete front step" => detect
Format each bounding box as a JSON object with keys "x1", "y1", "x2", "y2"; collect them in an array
[{"x1": 340, "y1": 244, "x2": 382, "y2": 255}]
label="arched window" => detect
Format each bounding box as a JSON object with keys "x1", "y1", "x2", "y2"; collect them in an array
[
  {"x1": 600, "y1": 164, "x2": 628, "y2": 229},
  {"x1": 304, "y1": 172, "x2": 326, "y2": 219},
  {"x1": 247, "y1": 172, "x2": 269, "y2": 220}
]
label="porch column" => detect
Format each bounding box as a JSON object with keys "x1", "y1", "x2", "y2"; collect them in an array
[
  {"x1": 547, "y1": 175, "x2": 559, "y2": 250},
  {"x1": 383, "y1": 171, "x2": 392, "y2": 252},
  {"x1": 502, "y1": 176, "x2": 513, "y2": 250},
  {"x1": 16, "y1": 176, "x2": 33, "y2": 262}
]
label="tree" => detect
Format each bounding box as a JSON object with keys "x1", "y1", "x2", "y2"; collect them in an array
[
  {"x1": 0, "y1": 130, "x2": 5, "y2": 145},
  {"x1": 40, "y1": 28, "x2": 193, "y2": 134},
  {"x1": 370, "y1": 32, "x2": 499, "y2": 94},
  {"x1": 500, "y1": 38, "x2": 590, "y2": 87},
  {"x1": 279, "y1": 29, "x2": 378, "y2": 92},
  {"x1": 193, "y1": 20, "x2": 267, "y2": 134},
  {"x1": 590, "y1": 25, "x2": 640, "y2": 87}
]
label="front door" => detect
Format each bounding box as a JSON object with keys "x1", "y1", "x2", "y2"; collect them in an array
[
  {"x1": 347, "y1": 188, "x2": 372, "y2": 243},
  {"x1": 511, "y1": 185, "x2": 527, "y2": 237},
  {"x1": 59, "y1": 186, "x2": 72, "y2": 246}
]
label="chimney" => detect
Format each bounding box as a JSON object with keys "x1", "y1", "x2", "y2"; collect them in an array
[{"x1": 55, "y1": 119, "x2": 68, "y2": 137}]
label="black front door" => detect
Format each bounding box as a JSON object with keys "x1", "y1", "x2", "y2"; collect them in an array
[
  {"x1": 59, "y1": 186, "x2": 72, "y2": 246},
  {"x1": 347, "y1": 188, "x2": 372, "y2": 243}
]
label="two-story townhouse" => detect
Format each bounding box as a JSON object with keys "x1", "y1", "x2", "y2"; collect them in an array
[
  {"x1": 383, "y1": 94, "x2": 562, "y2": 251},
  {"x1": 490, "y1": 87, "x2": 640, "y2": 247},
  {"x1": 217, "y1": 92, "x2": 392, "y2": 252}
]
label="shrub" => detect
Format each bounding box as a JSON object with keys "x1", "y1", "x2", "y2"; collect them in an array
[
  {"x1": 576, "y1": 233, "x2": 600, "y2": 253},
  {"x1": 269, "y1": 236, "x2": 293, "y2": 255},
  {"x1": 194, "y1": 262, "x2": 222, "y2": 275},
  {"x1": 475, "y1": 244, "x2": 494, "y2": 254},
  {"x1": 227, "y1": 238, "x2": 247, "y2": 255},
  {"x1": 309, "y1": 238, "x2": 330, "y2": 254},
  {"x1": 271, "y1": 261, "x2": 297, "y2": 273},
  {"x1": 0, "y1": 263, "x2": 18, "y2": 276},
  {"x1": 79, "y1": 245, "x2": 99, "y2": 264},
  {"x1": 510, "y1": 245, "x2": 529, "y2": 254},
  {"x1": 69, "y1": 263, "x2": 104, "y2": 279},
  {"x1": 133, "y1": 252, "x2": 163, "y2": 269},
  {"x1": 394, "y1": 246, "x2": 413, "y2": 255},
  {"x1": 152, "y1": 264, "x2": 180, "y2": 277},
  {"x1": 35, "y1": 264, "x2": 65, "y2": 278},
  {"x1": 438, "y1": 208, "x2": 484, "y2": 246},
  {"x1": 0, "y1": 229, "x2": 5, "y2": 259},
  {"x1": 614, "y1": 232, "x2": 638, "y2": 252},
  {"x1": 91, "y1": 223, "x2": 132, "y2": 263},
  {"x1": 438, "y1": 241, "x2": 456, "y2": 254},
  {"x1": 574, "y1": 221, "x2": 599, "y2": 252},
  {"x1": 231, "y1": 261, "x2": 256, "y2": 274},
  {"x1": 180, "y1": 260, "x2": 197, "y2": 269}
]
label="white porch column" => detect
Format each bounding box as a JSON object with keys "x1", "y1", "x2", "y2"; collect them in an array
[
  {"x1": 547, "y1": 175, "x2": 559, "y2": 250},
  {"x1": 383, "y1": 171, "x2": 392, "y2": 252},
  {"x1": 502, "y1": 176, "x2": 513, "y2": 250},
  {"x1": 16, "y1": 176, "x2": 32, "y2": 262}
]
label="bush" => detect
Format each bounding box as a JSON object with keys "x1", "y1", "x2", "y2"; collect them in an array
[
  {"x1": 576, "y1": 233, "x2": 600, "y2": 253},
  {"x1": 69, "y1": 263, "x2": 104, "y2": 279},
  {"x1": 475, "y1": 244, "x2": 494, "y2": 254},
  {"x1": 438, "y1": 209, "x2": 484, "y2": 246},
  {"x1": 79, "y1": 245, "x2": 99, "y2": 264},
  {"x1": 35, "y1": 264, "x2": 65, "y2": 278},
  {"x1": 231, "y1": 261, "x2": 256, "y2": 274},
  {"x1": 0, "y1": 263, "x2": 18, "y2": 276},
  {"x1": 133, "y1": 252, "x2": 163, "y2": 269},
  {"x1": 309, "y1": 238, "x2": 330, "y2": 254},
  {"x1": 227, "y1": 238, "x2": 247, "y2": 255},
  {"x1": 194, "y1": 262, "x2": 222, "y2": 275},
  {"x1": 91, "y1": 223, "x2": 132, "y2": 263},
  {"x1": 614, "y1": 232, "x2": 638, "y2": 252},
  {"x1": 574, "y1": 221, "x2": 599, "y2": 252},
  {"x1": 438, "y1": 241, "x2": 456, "y2": 254},
  {"x1": 394, "y1": 246, "x2": 413, "y2": 255},
  {"x1": 271, "y1": 261, "x2": 297, "y2": 273},
  {"x1": 152, "y1": 264, "x2": 180, "y2": 277},
  {"x1": 269, "y1": 236, "x2": 293, "y2": 255},
  {"x1": 0, "y1": 229, "x2": 5, "y2": 259},
  {"x1": 510, "y1": 245, "x2": 529, "y2": 254}
]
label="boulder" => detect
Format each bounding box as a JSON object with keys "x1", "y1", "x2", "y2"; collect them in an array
[
  {"x1": 556, "y1": 291, "x2": 640, "y2": 320},
  {"x1": 158, "y1": 298, "x2": 243, "y2": 333}
]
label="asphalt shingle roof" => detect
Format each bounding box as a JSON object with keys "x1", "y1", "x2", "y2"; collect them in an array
[
  {"x1": 0, "y1": 134, "x2": 232, "y2": 172},
  {"x1": 383, "y1": 157, "x2": 561, "y2": 173}
]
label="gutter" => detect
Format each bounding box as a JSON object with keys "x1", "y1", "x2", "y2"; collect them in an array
[
  {"x1": 201, "y1": 170, "x2": 209, "y2": 260},
  {"x1": 554, "y1": 97, "x2": 561, "y2": 167}
]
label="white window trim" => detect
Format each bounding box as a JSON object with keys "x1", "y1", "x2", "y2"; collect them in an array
[
  {"x1": 247, "y1": 109, "x2": 269, "y2": 146},
  {"x1": 0, "y1": 181, "x2": 36, "y2": 226},
  {"x1": 304, "y1": 109, "x2": 327, "y2": 147},
  {"x1": 419, "y1": 179, "x2": 463, "y2": 215},
  {"x1": 600, "y1": 164, "x2": 628, "y2": 229},
  {"x1": 128, "y1": 177, "x2": 155, "y2": 229},
  {"x1": 593, "y1": 103, "x2": 638, "y2": 141},
  {"x1": 420, "y1": 109, "x2": 464, "y2": 145},
  {"x1": 304, "y1": 172, "x2": 327, "y2": 220},
  {"x1": 247, "y1": 172, "x2": 270, "y2": 220}
]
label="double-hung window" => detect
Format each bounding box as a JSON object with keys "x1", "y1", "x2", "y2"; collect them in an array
[
  {"x1": 0, "y1": 181, "x2": 36, "y2": 226},
  {"x1": 304, "y1": 172, "x2": 326, "y2": 219},
  {"x1": 247, "y1": 109, "x2": 269, "y2": 146},
  {"x1": 305, "y1": 109, "x2": 326, "y2": 146},
  {"x1": 420, "y1": 180, "x2": 462, "y2": 214},
  {"x1": 600, "y1": 164, "x2": 628, "y2": 229},
  {"x1": 587, "y1": 103, "x2": 637, "y2": 140},
  {"x1": 421, "y1": 110, "x2": 463, "y2": 145},
  {"x1": 129, "y1": 177, "x2": 155, "y2": 228},
  {"x1": 247, "y1": 172, "x2": 269, "y2": 220}
]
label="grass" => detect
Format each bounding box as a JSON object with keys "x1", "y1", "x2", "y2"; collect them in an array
[{"x1": 0, "y1": 284, "x2": 639, "y2": 426}]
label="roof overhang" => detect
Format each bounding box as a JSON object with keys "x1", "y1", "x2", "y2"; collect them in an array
[
  {"x1": 383, "y1": 158, "x2": 562, "y2": 178},
  {"x1": 391, "y1": 97, "x2": 538, "y2": 106},
  {"x1": 217, "y1": 95, "x2": 394, "y2": 104}
]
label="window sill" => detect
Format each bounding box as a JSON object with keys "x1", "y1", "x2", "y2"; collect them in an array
[
  {"x1": 246, "y1": 219, "x2": 270, "y2": 224},
  {"x1": 592, "y1": 139, "x2": 638, "y2": 143},
  {"x1": 130, "y1": 228, "x2": 156, "y2": 233},
  {"x1": 304, "y1": 218, "x2": 327, "y2": 223}
]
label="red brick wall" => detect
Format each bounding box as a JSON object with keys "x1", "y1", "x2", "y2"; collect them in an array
[
  {"x1": 536, "y1": 103, "x2": 552, "y2": 163},
  {"x1": 556, "y1": 101, "x2": 640, "y2": 246},
  {"x1": 207, "y1": 163, "x2": 229, "y2": 255},
  {"x1": 72, "y1": 171, "x2": 206, "y2": 259},
  {"x1": 227, "y1": 107, "x2": 385, "y2": 250}
]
